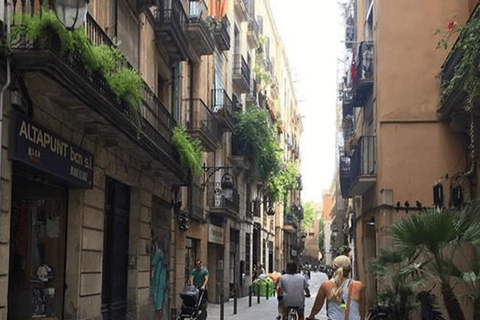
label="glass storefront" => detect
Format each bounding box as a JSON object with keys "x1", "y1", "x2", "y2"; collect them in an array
[{"x1": 8, "y1": 175, "x2": 68, "y2": 320}]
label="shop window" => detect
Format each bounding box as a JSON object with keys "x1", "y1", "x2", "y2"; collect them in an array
[{"x1": 8, "y1": 177, "x2": 67, "y2": 320}]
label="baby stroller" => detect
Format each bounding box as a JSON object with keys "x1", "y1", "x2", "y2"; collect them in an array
[{"x1": 178, "y1": 286, "x2": 207, "y2": 320}]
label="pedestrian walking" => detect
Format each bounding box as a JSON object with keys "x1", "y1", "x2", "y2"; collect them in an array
[
  {"x1": 306, "y1": 256, "x2": 366, "y2": 320},
  {"x1": 190, "y1": 260, "x2": 209, "y2": 318},
  {"x1": 277, "y1": 262, "x2": 311, "y2": 320}
]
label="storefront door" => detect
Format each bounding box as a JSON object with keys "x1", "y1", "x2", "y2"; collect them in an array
[{"x1": 8, "y1": 176, "x2": 68, "y2": 320}]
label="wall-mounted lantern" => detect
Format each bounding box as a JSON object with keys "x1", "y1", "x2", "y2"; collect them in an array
[{"x1": 55, "y1": 0, "x2": 89, "y2": 30}]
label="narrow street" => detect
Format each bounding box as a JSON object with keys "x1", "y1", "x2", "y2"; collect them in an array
[{"x1": 207, "y1": 271, "x2": 328, "y2": 320}]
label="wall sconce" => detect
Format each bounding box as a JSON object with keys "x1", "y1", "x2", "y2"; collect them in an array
[
  {"x1": 201, "y1": 163, "x2": 233, "y2": 197},
  {"x1": 367, "y1": 217, "x2": 375, "y2": 226},
  {"x1": 55, "y1": 0, "x2": 89, "y2": 30},
  {"x1": 433, "y1": 183, "x2": 444, "y2": 208},
  {"x1": 173, "y1": 201, "x2": 189, "y2": 232}
]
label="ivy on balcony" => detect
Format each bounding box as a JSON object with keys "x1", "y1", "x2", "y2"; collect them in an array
[
  {"x1": 233, "y1": 106, "x2": 282, "y2": 181},
  {"x1": 170, "y1": 125, "x2": 204, "y2": 175},
  {"x1": 268, "y1": 161, "x2": 300, "y2": 206},
  {"x1": 441, "y1": 11, "x2": 480, "y2": 104},
  {"x1": 8, "y1": 10, "x2": 143, "y2": 121}
]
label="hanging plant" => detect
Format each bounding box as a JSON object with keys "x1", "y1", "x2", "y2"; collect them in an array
[
  {"x1": 234, "y1": 106, "x2": 282, "y2": 181},
  {"x1": 440, "y1": 9, "x2": 480, "y2": 175},
  {"x1": 267, "y1": 161, "x2": 300, "y2": 206},
  {"x1": 9, "y1": 10, "x2": 143, "y2": 123},
  {"x1": 170, "y1": 125, "x2": 204, "y2": 175}
]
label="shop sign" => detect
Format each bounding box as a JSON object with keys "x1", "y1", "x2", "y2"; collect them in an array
[
  {"x1": 208, "y1": 224, "x2": 224, "y2": 245},
  {"x1": 13, "y1": 115, "x2": 94, "y2": 188}
]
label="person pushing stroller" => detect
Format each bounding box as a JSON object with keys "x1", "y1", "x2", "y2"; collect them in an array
[{"x1": 190, "y1": 260, "x2": 209, "y2": 316}]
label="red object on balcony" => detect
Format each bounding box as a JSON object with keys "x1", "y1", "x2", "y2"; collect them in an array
[{"x1": 350, "y1": 49, "x2": 357, "y2": 84}]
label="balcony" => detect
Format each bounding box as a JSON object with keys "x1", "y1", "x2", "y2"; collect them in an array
[
  {"x1": 189, "y1": 183, "x2": 206, "y2": 222},
  {"x1": 247, "y1": 16, "x2": 260, "y2": 47},
  {"x1": 233, "y1": 54, "x2": 251, "y2": 93},
  {"x1": 249, "y1": 199, "x2": 261, "y2": 217},
  {"x1": 154, "y1": 0, "x2": 189, "y2": 63},
  {"x1": 184, "y1": 98, "x2": 219, "y2": 151},
  {"x1": 187, "y1": 0, "x2": 215, "y2": 57},
  {"x1": 10, "y1": 10, "x2": 189, "y2": 184},
  {"x1": 234, "y1": 0, "x2": 249, "y2": 21},
  {"x1": 342, "y1": 88, "x2": 354, "y2": 118},
  {"x1": 213, "y1": 16, "x2": 231, "y2": 51},
  {"x1": 211, "y1": 89, "x2": 236, "y2": 132},
  {"x1": 208, "y1": 182, "x2": 240, "y2": 219},
  {"x1": 284, "y1": 214, "x2": 297, "y2": 233},
  {"x1": 352, "y1": 41, "x2": 374, "y2": 107},
  {"x1": 340, "y1": 136, "x2": 376, "y2": 198}
]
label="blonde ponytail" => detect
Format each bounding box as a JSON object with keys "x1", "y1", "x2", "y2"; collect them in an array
[{"x1": 330, "y1": 255, "x2": 352, "y2": 302}]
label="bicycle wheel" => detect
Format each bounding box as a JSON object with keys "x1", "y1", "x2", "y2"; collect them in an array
[{"x1": 287, "y1": 310, "x2": 297, "y2": 320}]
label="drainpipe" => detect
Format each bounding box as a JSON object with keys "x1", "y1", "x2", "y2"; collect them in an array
[{"x1": 0, "y1": 0, "x2": 12, "y2": 192}]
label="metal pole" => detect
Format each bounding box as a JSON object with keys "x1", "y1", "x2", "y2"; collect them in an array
[
  {"x1": 249, "y1": 285, "x2": 252, "y2": 307},
  {"x1": 234, "y1": 287, "x2": 237, "y2": 314},
  {"x1": 266, "y1": 282, "x2": 269, "y2": 300},
  {"x1": 257, "y1": 284, "x2": 260, "y2": 304},
  {"x1": 220, "y1": 293, "x2": 224, "y2": 320}
]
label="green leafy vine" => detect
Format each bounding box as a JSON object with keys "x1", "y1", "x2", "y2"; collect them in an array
[
  {"x1": 268, "y1": 161, "x2": 300, "y2": 206},
  {"x1": 440, "y1": 10, "x2": 480, "y2": 175},
  {"x1": 233, "y1": 106, "x2": 282, "y2": 181},
  {"x1": 170, "y1": 125, "x2": 204, "y2": 175}
]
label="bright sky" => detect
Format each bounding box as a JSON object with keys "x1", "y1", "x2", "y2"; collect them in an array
[{"x1": 271, "y1": 0, "x2": 344, "y2": 202}]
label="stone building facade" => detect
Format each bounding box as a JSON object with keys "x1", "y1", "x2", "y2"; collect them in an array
[{"x1": 0, "y1": 0, "x2": 302, "y2": 319}]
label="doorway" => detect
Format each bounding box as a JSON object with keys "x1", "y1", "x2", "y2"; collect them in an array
[{"x1": 101, "y1": 177, "x2": 130, "y2": 320}]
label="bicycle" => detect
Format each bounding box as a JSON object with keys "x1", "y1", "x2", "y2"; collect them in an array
[
  {"x1": 276, "y1": 294, "x2": 310, "y2": 320},
  {"x1": 276, "y1": 306, "x2": 302, "y2": 320}
]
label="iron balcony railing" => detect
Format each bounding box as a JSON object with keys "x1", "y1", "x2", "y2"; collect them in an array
[
  {"x1": 213, "y1": 16, "x2": 231, "y2": 51},
  {"x1": 351, "y1": 41, "x2": 374, "y2": 107},
  {"x1": 211, "y1": 89, "x2": 236, "y2": 131},
  {"x1": 184, "y1": 98, "x2": 218, "y2": 150},
  {"x1": 156, "y1": 0, "x2": 188, "y2": 33},
  {"x1": 211, "y1": 89, "x2": 235, "y2": 115},
  {"x1": 86, "y1": 15, "x2": 178, "y2": 148},
  {"x1": 187, "y1": 0, "x2": 215, "y2": 55},
  {"x1": 233, "y1": 54, "x2": 251, "y2": 92},
  {"x1": 247, "y1": 16, "x2": 259, "y2": 44},
  {"x1": 208, "y1": 182, "x2": 240, "y2": 214},
  {"x1": 154, "y1": 0, "x2": 189, "y2": 61},
  {"x1": 340, "y1": 136, "x2": 376, "y2": 197}
]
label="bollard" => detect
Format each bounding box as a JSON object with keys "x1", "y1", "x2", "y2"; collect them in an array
[
  {"x1": 220, "y1": 294, "x2": 224, "y2": 320},
  {"x1": 249, "y1": 286, "x2": 252, "y2": 307},
  {"x1": 234, "y1": 288, "x2": 237, "y2": 314},
  {"x1": 257, "y1": 285, "x2": 260, "y2": 304},
  {"x1": 266, "y1": 283, "x2": 269, "y2": 300}
]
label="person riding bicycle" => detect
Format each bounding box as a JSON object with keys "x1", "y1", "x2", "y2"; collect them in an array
[
  {"x1": 277, "y1": 261, "x2": 311, "y2": 320},
  {"x1": 190, "y1": 260, "x2": 209, "y2": 316},
  {"x1": 306, "y1": 255, "x2": 366, "y2": 320}
]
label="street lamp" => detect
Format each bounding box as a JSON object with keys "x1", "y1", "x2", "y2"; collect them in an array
[{"x1": 55, "y1": 0, "x2": 89, "y2": 30}]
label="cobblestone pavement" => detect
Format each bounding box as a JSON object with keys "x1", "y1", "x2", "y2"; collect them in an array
[{"x1": 207, "y1": 271, "x2": 329, "y2": 320}]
